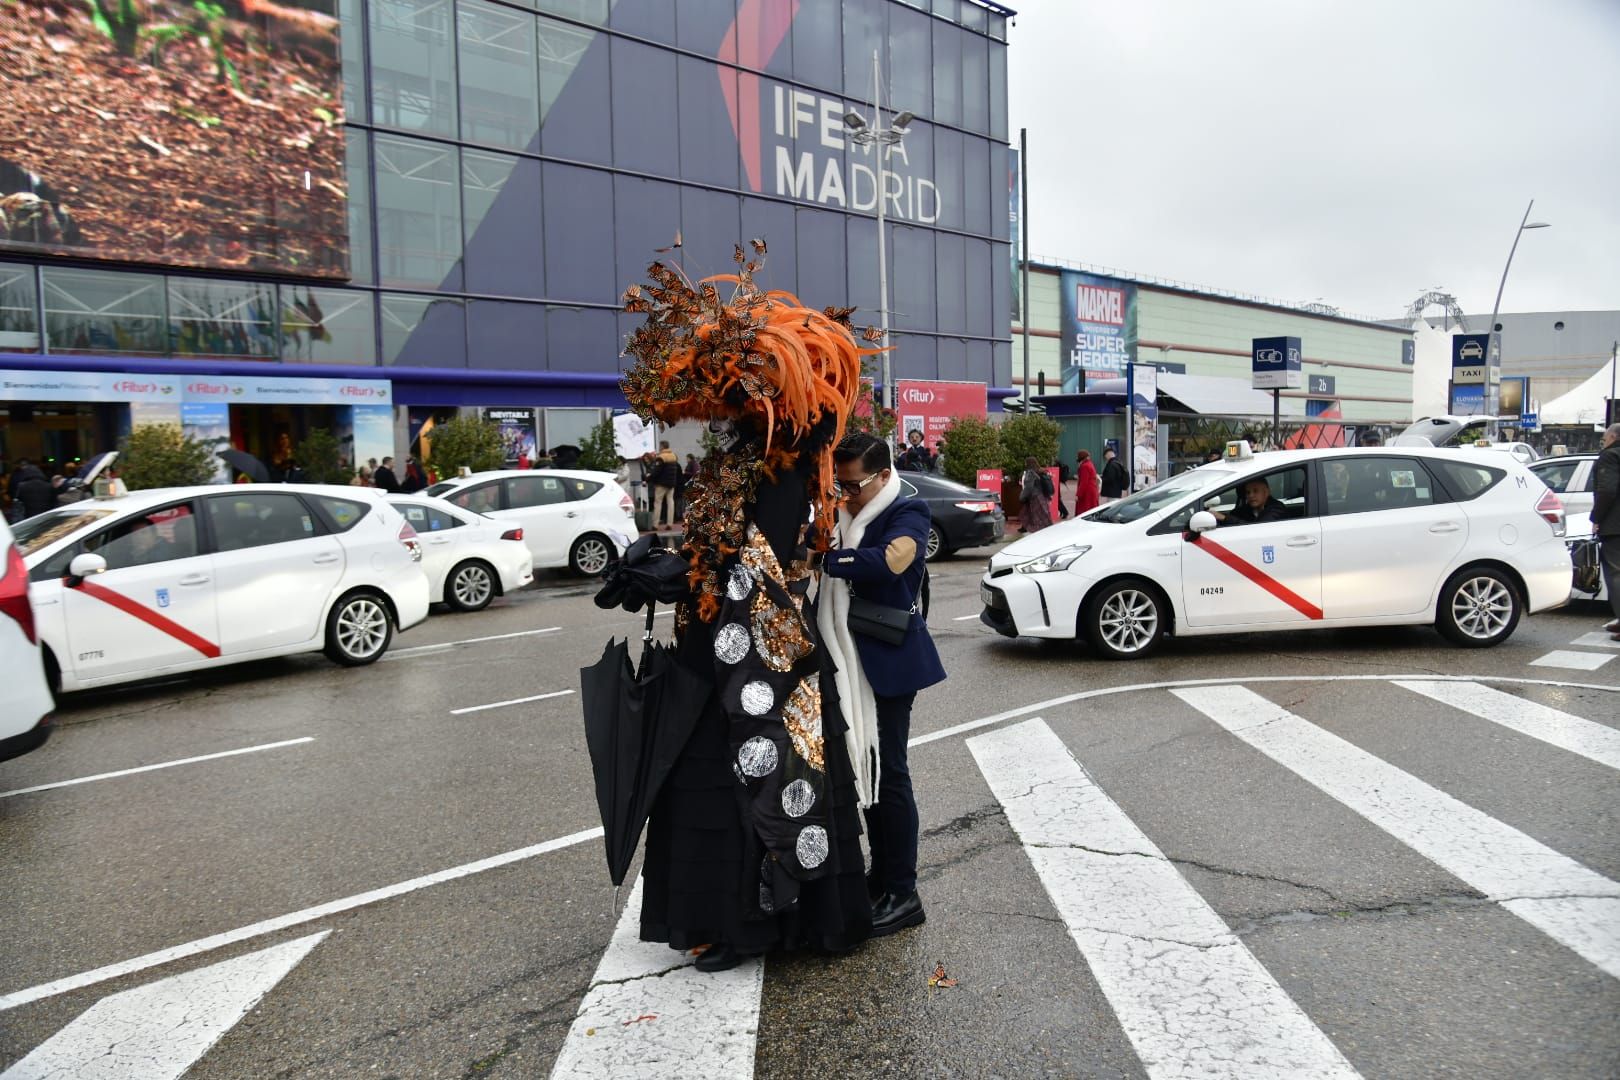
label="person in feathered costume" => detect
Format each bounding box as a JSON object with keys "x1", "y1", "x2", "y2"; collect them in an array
[{"x1": 620, "y1": 243, "x2": 878, "y2": 972}]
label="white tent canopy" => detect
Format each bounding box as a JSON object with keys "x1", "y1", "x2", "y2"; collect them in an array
[{"x1": 1539, "y1": 355, "x2": 1617, "y2": 426}]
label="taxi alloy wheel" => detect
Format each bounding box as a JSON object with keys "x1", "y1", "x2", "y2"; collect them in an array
[
  {"x1": 447, "y1": 560, "x2": 495, "y2": 612},
  {"x1": 326, "y1": 593, "x2": 393, "y2": 666},
  {"x1": 1086, "y1": 579, "x2": 1165, "y2": 660},
  {"x1": 570, "y1": 534, "x2": 612, "y2": 577},
  {"x1": 1438, "y1": 568, "x2": 1520, "y2": 648}
]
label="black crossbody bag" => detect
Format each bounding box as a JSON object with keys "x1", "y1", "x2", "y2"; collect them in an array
[{"x1": 846, "y1": 566, "x2": 930, "y2": 647}]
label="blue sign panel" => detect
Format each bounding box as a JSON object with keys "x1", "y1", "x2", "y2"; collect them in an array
[
  {"x1": 1449, "y1": 383, "x2": 1486, "y2": 415},
  {"x1": 1252, "y1": 336, "x2": 1301, "y2": 389},
  {"x1": 1451, "y1": 333, "x2": 1491, "y2": 385},
  {"x1": 1520, "y1": 412, "x2": 1539, "y2": 432}
]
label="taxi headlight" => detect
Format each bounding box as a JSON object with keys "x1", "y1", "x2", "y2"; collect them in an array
[{"x1": 1014, "y1": 544, "x2": 1090, "y2": 574}]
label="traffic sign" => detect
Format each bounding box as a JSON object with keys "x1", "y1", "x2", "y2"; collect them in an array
[
  {"x1": 1520, "y1": 412, "x2": 1539, "y2": 432},
  {"x1": 1252, "y1": 337, "x2": 1302, "y2": 390},
  {"x1": 1451, "y1": 333, "x2": 1490, "y2": 385}
]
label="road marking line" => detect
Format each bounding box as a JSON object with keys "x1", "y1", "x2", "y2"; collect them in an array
[
  {"x1": 451, "y1": 689, "x2": 576, "y2": 715},
  {"x1": 1569, "y1": 632, "x2": 1620, "y2": 650},
  {"x1": 908, "y1": 673, "x2": 1620, "y2": 750},
  {"x1": 1173, "y1": 685, "x2": 1620, "y2": 979},
  {"x1": 952, "y1": 613, "x2": 981, "y2": 621},
  {"x1": 0, "y1": 738, "x2": 316, "y2": 801},
  {"x1": 0, "y1": 827, "x2": 603, "y2": 1013},
  {"x1": 550, "y1": 878, "x2": 763, "y2": 1079},
  {"x1": 1528, "y1": 649, "x2": 1613, "y2": 672},
  {"x1": 387, "y1": 626, "x2": 560, "y2": 658},
  {"x1": 968, "y1": 719, "x2": 1359, "y2": 1079},
  {"x1": 1396, "y1": 680, "x2": 1620, "y2": 771},
  {"x1": 0, "y1": 933, "x2": 328, "y2": 1080}
]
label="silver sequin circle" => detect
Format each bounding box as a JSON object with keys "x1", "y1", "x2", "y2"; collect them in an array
[
  {"x1": 739, "y1": 680, "x2": 774, "y2": 717},
  {"x1": 781, "y1": 779, "x2": 816, "y2": 818},
  {"x1": 795, "y1": 825, "x2": 829, "y2": 868},
  {"x1": 737, "y1": 737, "x2": 778, "y2": 778},
  {"x1": 713, "y1": 622, "x2": 751, "y2": 665},
  {"x1": 726, "y1": 563, "x2": 756, "y2": 601}
]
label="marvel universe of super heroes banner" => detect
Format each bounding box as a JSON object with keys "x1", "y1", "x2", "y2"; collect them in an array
[{"x1": 1060, "y1": 270, "x2": 1138, "y2": 393}]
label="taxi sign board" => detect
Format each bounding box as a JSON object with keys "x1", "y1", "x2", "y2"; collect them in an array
[
  {"x1": 1451, "y1": 333, "x2": 1491, "y2": 385},
  {"x1": 1252, "y1": 337, "x2": 1302, "y2": 389}
]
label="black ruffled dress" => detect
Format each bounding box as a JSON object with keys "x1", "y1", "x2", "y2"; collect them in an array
[{"x1": 639, "y1": 467, "x2": 873, "y2": 955}]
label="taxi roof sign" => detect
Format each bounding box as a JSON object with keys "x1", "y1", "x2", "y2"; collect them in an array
[{"x1": 1224, "y1": 440, "x2": 1254, "y2": 460}]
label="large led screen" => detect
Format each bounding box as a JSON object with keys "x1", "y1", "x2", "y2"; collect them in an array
[{"x1": 0, "y1": 0, "x2": 348, "y2": 276}]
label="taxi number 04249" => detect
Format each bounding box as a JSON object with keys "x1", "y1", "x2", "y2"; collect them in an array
[{"x1": 1199, "y1": 586, "x2": 1224, "y2": 596}]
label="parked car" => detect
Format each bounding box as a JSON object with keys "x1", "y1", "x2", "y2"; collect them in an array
[
  {"x1": 980, "y1": 444, "x2": 1570, "y2": 659},
  {"x1": 1392, "y1": 414, "x2": 1495, "y2": 448},
  {"x1": 386, "y1": 494, "x2": 534, "y2": 612},
  {"x1": 895, "y1": 472, "x2": 1005, "y2": 560},
  {"x1": 1, "y1": 515, "x2": 55, "y2": 761},
  {"x1": 1529, "y1": 453, "x2": 1596, "y2": 518},
  {"x1": 11, "y1": 485, "x2": 429, "y2": 693},
  {"x1": 1481, "y1": 441, "x2": 1540, "y2": 465},
  {"x1": 424, "y1": 470, "x2": 634, "y2": 576}
]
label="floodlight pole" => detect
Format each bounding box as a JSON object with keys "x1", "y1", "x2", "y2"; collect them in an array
[
  {"x1": 1485, "y1": 199, "x2": 1549, "y2": 416},
  {"x1": 846, "y1": 51, "x2": 908, "y2": 416}
]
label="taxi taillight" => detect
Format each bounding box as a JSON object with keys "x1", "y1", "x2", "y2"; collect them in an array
[
  {"x1": 501, "y1": 527, "x2": 524, "y2": 542},
  {"x1": 398, "y1": 521, "x2": 423, "y2": 561},
  {"x1": 1535, "y1": 489, "x2": 1566, "y2": 536},
  {"x1": 619, "y1": 493, "x2": 634, "y2": 514},
  {"x1": 0, "y1": 544, "x2": 37, "y2": 645}
]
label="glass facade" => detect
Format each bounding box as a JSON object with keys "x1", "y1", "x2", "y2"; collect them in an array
[{"x1": 2, "y1": 0, "x2": 1013, "y2": 397}]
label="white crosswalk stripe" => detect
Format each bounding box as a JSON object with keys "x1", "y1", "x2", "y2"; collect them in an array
[
  {"x1": 1395, "y1": 679, "x2": 1620, "y2": 770},
  {"x1": 969, "y1": 718, "x2": 1361, "y2": 1079},
  {"x1": 1172, "y1": 684, "x2": 1620, "y2": 979}
]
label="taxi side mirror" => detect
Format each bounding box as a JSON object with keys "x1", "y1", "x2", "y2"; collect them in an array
[
  {"x1": 66, "y1": 552, "x2": 108, "y2": 586},
  {"x1": 1185, "y1": 511, "x2": 1218, "y2": 538}
]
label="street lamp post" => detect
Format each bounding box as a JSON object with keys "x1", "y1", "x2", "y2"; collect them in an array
[
  {"x1": 1484, "y1": 199, "x2": 1550, "y2": 416},
  {"x1": 844, "y1": 50, "x2": 912, "y2": 415}
]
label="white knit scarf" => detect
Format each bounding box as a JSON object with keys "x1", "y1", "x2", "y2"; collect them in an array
[{"x1": 816, "y1": 469, "x2": 902, "y2": 809}]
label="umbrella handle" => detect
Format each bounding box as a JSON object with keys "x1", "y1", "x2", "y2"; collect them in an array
[{"x1": 642, "y1": 603, "x2": 656, "y2": 643}]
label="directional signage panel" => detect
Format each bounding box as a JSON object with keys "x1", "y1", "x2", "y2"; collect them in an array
[
  {"x1": 1451, "y1": 333, "x2": 1491, "y2": 385},
  {"x1": 1252, "y1": 337, "x2": 1302, "y2": 390},
  {"x1": 1307, "y1": 374, "x2": 1336, "y2": 396}
]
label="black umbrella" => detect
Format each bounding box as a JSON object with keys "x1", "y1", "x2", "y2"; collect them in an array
[
  {"x1": 218, "y1": 449, "x2": 270, "y2": 483},
  {"x1": 580, "y1": 538, "x2": 707, "y2": 890}
]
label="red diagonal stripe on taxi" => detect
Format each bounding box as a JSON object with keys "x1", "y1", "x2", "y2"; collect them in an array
[
  {"x1": 1191, "y1": 536, "x2": 1324, "y2": 621},
  {"x1": 77, "y1": 579, "x2": 222, "y2": 658}
]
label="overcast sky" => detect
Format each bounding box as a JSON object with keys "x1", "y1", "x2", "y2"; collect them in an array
[{"x1": 1004, "y1": 0, "x2": 1620, "y2": 320}]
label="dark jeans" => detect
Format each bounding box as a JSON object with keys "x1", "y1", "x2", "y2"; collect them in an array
[
  {"x1": 1602, "y1": 535, "x2": 1620, "y2": 619},
  {"x1": 865, "y1": 691, "x2": 919, "y2": 897}
]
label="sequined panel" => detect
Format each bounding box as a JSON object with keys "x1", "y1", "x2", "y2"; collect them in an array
[
  {"x1": 782, "y1": 675, "x2": 824, "y2": 771},
  {"x1": 780, "y1": 779, "x2": 816, "y2": 818},
  {"x1": 737, "y1": 736, "x2": 778, "y2": 778},
  {"x1": 714, "y1": 621, "x2": 751, "y2": 665},
  {"x1": 751, "y1": 595, "x2": 812, "y2": 673},
  {"x1": 726, "y1": 562, "x2": 757, "y2": 601},
  {"x1": 795, "y1": 825, "x2": 829, "y2": 869},
  {"x1": 739, "y1": 680, "x2": 774, "y2": 716}
]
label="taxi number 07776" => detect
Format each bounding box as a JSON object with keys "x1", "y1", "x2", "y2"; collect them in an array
[{"x1": 1199, "y1": 586, "x2": 1224, "y2": 596}]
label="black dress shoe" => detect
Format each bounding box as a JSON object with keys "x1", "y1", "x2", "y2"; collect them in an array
[
  {"x1": 693, "y1": 944, "x2": 745, "y2": 973},
  {"x1": 870, "y1": 891, "x2": 925, "y2": 937}
]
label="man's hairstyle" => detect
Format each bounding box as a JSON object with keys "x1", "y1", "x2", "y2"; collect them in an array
[
  {"x1": 834, "y1": 431, "x2": 891, "y2": 474},
  {"x1": 1606, "y1": 423, "x2": 1620, "y2": 441}
]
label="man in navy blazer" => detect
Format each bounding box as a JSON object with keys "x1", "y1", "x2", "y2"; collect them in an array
[{"x1": 822, "y1": 433, "x2": 946, "y2": 936}]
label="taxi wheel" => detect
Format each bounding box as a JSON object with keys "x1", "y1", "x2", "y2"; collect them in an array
[
  {"x1": 1084, "y1": 578, "x2": 1166, "y2": 660},
  {"x1": 325, "y1": 592, "x2": 394, "y2": 666},
  {"x1": 570, "y1": 533, "x2": 613, "y2": 577},
  {"x1": 446, "y1": 560, "x2": 495, "y2": 612},
  {"x1": 1436, "y1": 567, "x2": 1521, "y2": 648}
]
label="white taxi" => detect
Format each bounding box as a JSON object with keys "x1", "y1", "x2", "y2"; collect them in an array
[
  {"x1": 425, "y1": 470, "x2": 634, "y2": 576},
  {"x1": 1, "y1": 515, "x2": 55, "y2": 760},
  {"x1": 980, "y1": 444, "x2": 1571, "y2": 659},
  {"x1": 386, "y1": 494, "x2": 534, "y2": 612},
  {"x1": 11, "y1": 485, "x2": 430, "y2": 693}
]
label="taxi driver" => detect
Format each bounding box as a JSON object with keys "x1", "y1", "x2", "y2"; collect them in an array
[{"x1": 1216, "y1": 477, "x2": 1288, "y2": 526}]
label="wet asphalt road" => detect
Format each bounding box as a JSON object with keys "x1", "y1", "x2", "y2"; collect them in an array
[{"x1": 2, "y1": 550, "x2": 1617, "y2": 1079}]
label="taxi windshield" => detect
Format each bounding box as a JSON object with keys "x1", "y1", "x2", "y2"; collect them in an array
[
  {"x1": 1090, "y1": 470, "x2": 1231, "y2": 525},
  {"x1": 11, "y1": 508, "x2": 117, "y2": 556}
]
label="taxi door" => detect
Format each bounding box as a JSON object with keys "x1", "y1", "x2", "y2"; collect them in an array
[
  {"x1": 58, "y1": 502, "x2": 221, "y2": 682},
  {"x1": 496, "y1": 475, "x2": 572, "y2": 568},
  {"x1": 203, "y1": 491, "x2": 346, "y2": 653},
  {"x1": 1179, "y1": 467, "x2": 1323, "y2": 628},
  {"x1": 1319, "y1": 456, "x2": 1467, "y2": 618}
]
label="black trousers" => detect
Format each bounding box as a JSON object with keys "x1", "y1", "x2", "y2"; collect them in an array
[
  {"x1": 1602, "y1": 535, "x2": 1620, "y2": 619},
  {"x1": 865, "y1": 691, "x2": 919, "y2": 897}
]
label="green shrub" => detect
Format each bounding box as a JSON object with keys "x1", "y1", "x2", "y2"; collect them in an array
[
  {"x1": 938, "y1": 415, "x2": 1001, "y2": 487},
  {"x1": 117, "y1": 424, "x2": 218, "y2": 490},
  {"x1": 427, "y1": 415, "x2": 505, "y2": 477},
  {"x1": 577, "y1": 418, "x2": 621, "y2": 473},
  {"x1": 998, "y1": 414, "x2": 1061, "y2": 476},
  {"x1": 294, "y1": 428, "x2": 348, "y2": 485}
]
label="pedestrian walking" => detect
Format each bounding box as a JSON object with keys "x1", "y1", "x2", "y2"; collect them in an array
[
  {"x1": 373, "y1": 456, "x2": 401, "y2": 493},
  {"x1": 1592, "y1": 423, "x2": 1620, "y2": 639},
  {"x1": 817, "y1": 431, "x2": 945, "y2": 937},
  {"x1": 1075, "y1": 449, "x2": 1101, "y2": 514},
  {"x1": 1018, "y1": 456, "x2": 1054, "y2": 533},
  {"x1": 649, "y1": 440, "x2": 681, "y2": 530},
  {"x1": 11, "y1": 460, "x2": 53, "y2": 519},
  {"x1": 1099, "y1": 446, "x2": 1128, "y2": 503},
  {"x1": 401, "y1": 457, "x2": 427, "y2": 493}
]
